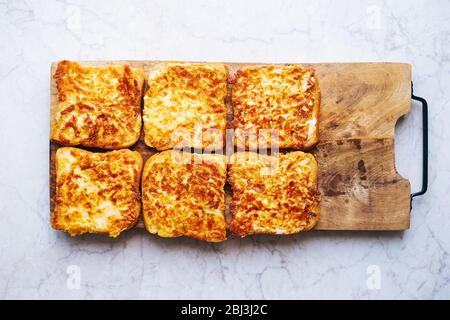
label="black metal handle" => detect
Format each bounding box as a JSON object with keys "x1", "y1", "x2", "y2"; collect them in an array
[{"x1": 410, "y1": 82, "x2": 428, "y2": 209}]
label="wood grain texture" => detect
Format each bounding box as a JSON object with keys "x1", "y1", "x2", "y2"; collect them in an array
[
  {"x1": 313, "y1": 138, "x2": 410, "y2": 230},
  {"x1": 50, "y1": 61, "x2": 411, "y2": 231}
]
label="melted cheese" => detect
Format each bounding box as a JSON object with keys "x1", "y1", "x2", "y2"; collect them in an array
[
  {"x1": 52, "y1": 147, "x2": 143, "y2": 237},
  {"x1": 232, "y1": 64, "x2": 320, "y2": 150},
  {"x1": 141, "y1": 150, "x2": 227, "y2": 242},
  {"x1": 228, "y1": 151, "x2": 320, "y2": 237},
  {"x1": 51, "y1": 60, "x2": 145, "y2": 149},
  {"x1": 143, "y1": 62, "x2": 228, "y2": 151}
]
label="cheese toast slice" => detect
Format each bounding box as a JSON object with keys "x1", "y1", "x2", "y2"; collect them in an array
[
  {"x1": 51, "y1": 60, "x2": 145, "y2": 149},
  {"x1": 228, "y1": 151, "x2": 320, "y2": 237},
  {"x1": 231, "y1": 64, "x2": 320, "y2": 150},
  {"x1": 143, "y1": 62, "x2": 228, "y2": 151},
  {"x1": 52, "y1": 147, "x2": 143, "y2": 237},
  {"x1": 142, "y1": 150, "x2": 227, "y2": 242}
]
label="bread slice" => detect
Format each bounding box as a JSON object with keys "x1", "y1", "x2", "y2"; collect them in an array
[
  {"x1": 51, "y1": 60, "x2": 145, "y2": 149},
  {"x1": 142, "y1": 150, "x2": 227, "y2": 242},
  {"x1": 143, "y1": 62, "x2": 228, "y2": 151},
  {"x1": 52, "y1": 147, "x2": 143, "y2": 237},
  {"x1": 228, "y1": 151, "x2": 320, "y2": 237},
  {"x1": 231, "y1": 64, "x2": 320, "y2": 150}
]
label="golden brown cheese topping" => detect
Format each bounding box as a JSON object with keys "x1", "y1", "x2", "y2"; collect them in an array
[
  {"x1": 51, "y1": 61, "x2": 145, "y2": 149},
  {"x1": 143, "y1": 62, "x2": 228, "y2": 151},
  {"x1": 142, "y1": 150, "x2": 227, "y2": 242},
  {"x1": 231, "y1": 64, "x2": 320, "y2": 150},
  {"x1": 53, "y1": 147, "x2": 143, "y2": 237},
  {"x1": 228, "y1": 151, "x2": 320, "y2": 237}
]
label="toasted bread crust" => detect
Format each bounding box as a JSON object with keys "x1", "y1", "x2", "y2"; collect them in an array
[
  {"x1": 228, "y1": 151, "x2": 320, "y2": 237},
  {"x1": 51, "y1": 61, "x2": 145, "y2": 149},
  {"x1": 141, "y1": 150, "x2": 227, "y2": 242},
  {"x1": 231, "y1": 64, "x2": 320, "y2": 150},
  {"x1": 143, "y1": 62, "x2": 228, "y2": 151},
  {"x1": 53, "y1": 147, "x2": 143, "y2": 237}
]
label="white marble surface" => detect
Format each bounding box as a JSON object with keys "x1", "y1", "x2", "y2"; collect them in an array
[{"x1": 0, "y1": 0, "x2": 449, "y2": 299}]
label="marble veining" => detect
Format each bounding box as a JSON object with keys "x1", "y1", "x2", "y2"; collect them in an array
[{"x1": 0, "y1": 0, "x2": 449, "y2": 299}]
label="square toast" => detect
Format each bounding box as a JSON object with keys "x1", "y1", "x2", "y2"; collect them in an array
[
  {"x1": 228, "y1": 151, "x2": 320, "y2": 237},
  {"x1": 231, "y1": 64, "x2": 320, "y2": 150},
  {"x1": 141, "y1": 150, "x2": 227, "y2": 242},
  {"x1": 51, "y1": 61, "x2": 145, "y2": 149},
  {"x1": 52, "y1": 147, "x2": 143, "y2": 237},
  {"x1": 143, "y1": 62, "x2": 228, "y2": 151}
]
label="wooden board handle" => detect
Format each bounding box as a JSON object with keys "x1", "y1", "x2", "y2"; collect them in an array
[{"x1": 410, "y1": 82, "x2": 429, "y2": 208}]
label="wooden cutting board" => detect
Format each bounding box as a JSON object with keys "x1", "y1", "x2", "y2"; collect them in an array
[{"x1": 50, "y1": 61, "x2": 411, "y2": 231}]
